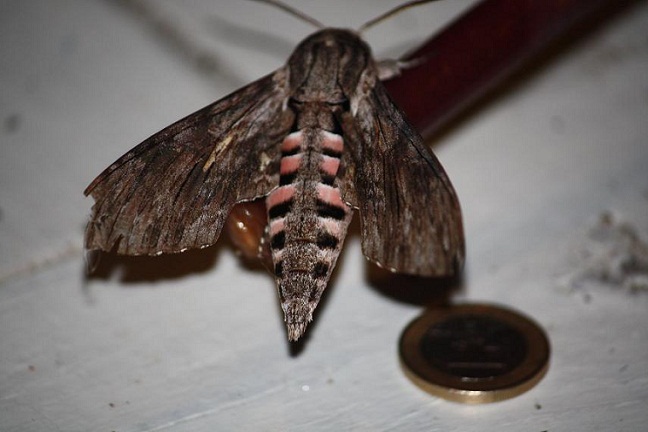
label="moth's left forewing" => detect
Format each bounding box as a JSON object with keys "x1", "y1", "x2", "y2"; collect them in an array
[
  {"x1": 340, "y1": 78, "x2": 465, "y2": 277},
  {"x1": 85, "y1": 69, "x2": 293, "y2": 256}
]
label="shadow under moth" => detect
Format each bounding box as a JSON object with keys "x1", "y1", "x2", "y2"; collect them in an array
[{"x1": 84, "y1": 0, "x2": 465, "y2": 341}]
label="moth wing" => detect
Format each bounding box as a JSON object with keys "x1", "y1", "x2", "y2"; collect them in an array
[
  {"x1": 84, "y1": 69, "x2": 293, "y2": 255},
  {"x1": 341, "y1": 82, "x2": 465, "y2": 276}
]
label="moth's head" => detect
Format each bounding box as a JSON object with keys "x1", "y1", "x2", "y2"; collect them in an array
[{"x1": 287, "y1": 29, "x2": 375, "y2": 105}]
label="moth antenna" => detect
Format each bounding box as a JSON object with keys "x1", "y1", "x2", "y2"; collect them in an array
[
  {"x1": 358, "y1": 0, "x2": 444, "y2": 34},
  {"x1": 250, "y1": 0, "x2": 326, "y2": 29}
]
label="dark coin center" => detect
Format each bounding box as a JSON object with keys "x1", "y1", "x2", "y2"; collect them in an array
[{"x1": 420, "y1": 314, "x2": 527, "y2": 380}]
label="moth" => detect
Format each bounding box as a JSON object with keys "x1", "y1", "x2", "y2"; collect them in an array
[{"x1": 84, "y1": 0, "x2": 464, "y2": 341}]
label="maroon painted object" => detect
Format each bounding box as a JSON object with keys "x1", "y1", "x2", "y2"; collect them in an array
[{"x1": 384, "y1": 0, "x2": 632, "y2": 140}]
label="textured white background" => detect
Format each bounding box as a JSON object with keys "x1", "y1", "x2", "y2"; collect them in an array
[{"x1": 1, "y1": 1, "x2": 647, "y2": 431}]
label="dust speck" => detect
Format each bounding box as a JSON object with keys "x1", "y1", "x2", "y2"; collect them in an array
[{"x1": 558, "y1": 212, "x2": 648, "y2": 294}]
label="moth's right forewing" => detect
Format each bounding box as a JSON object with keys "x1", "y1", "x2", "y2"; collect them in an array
[
  {"x1": 85, "y1": 69, "x2": 293, "y2": 256},
  {"x1": 342, "y1": 81, "x2": 465, "y2": 277}
]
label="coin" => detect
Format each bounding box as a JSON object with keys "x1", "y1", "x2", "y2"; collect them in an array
[{"x1": 399, "y1": 303, "x2": 550, "y2": 404}]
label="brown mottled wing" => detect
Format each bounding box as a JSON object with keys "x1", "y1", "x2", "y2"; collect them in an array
[
  {"x1": 341, "y1": 82, "x2": 465, "y2": 276},
  {"x1": 84, "y1": 70, "x2": 293, "y2": 255}
]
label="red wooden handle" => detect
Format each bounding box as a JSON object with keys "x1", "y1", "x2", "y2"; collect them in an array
[{"x1": 384, "y1": 0, "x2": 633, "y2": 139}]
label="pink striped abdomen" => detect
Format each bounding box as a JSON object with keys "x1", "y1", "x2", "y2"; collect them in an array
[{"x1": 265, "y1": 129, "x2": 352, "y2": 340}]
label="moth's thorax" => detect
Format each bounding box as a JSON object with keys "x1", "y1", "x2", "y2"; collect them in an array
[
  {"x1": 288, "y1": 28, "x2": 375, "y2": 104},
  {"x1": 292, "y1": 102, "x2": 338, "y2": 132}
]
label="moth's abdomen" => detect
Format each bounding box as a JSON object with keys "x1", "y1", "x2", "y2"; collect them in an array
[{"x1": 266, "y1": 129, "x2": 352, "y2": 341}]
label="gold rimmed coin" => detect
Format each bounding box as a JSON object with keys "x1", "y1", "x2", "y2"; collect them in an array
[{"x1": 399, "y1": 303, "x2": 550, "y2": 404}]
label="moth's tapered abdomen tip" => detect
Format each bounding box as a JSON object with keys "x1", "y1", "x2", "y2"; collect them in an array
[
  {"x1": 282, "y1": 300, "x2": 314, "y2": 341},
  {"x1": 287, "y1": 322, "x2": 308, "y2": 341}
]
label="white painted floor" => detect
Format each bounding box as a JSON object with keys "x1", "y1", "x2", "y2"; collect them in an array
[{"x1": 1, "y1": 1, "x2": 647, "y2": 431}]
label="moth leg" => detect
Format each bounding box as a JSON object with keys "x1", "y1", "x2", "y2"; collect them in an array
[{"x1": 376, "y1": 57, "x2": 429, "y2": 81}]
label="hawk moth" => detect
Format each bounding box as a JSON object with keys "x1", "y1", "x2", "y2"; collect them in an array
[{"x1": 84, "y1": 3, "x2": 464, "y2": 341}]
